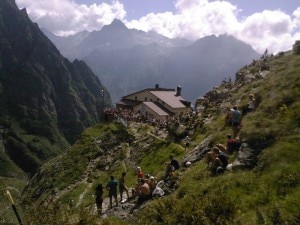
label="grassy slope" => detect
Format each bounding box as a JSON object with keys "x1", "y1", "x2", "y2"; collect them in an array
[
  {"x1": 12, "y1": 50, "x2": 300, "y2": 224},
  {"x1": 133, "y1": 52, "x2": 300, "y2": 224}
]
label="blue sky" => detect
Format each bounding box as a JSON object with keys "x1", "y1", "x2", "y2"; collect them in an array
[{"x1": 16, "y1": 0, "x2": 300, "y2": 53}]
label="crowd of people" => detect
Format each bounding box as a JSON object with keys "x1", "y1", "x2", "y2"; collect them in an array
[
  {"x1": 206, "y1": 93, "x2": 256, "y2": 175},
  {"x1": 97, "y1": 92, "x2": 257, "y2": 213},
  {"x1": 103, "y1": 107, "x2": 202, "y2": 131},
  {"x1": 205, "y1": 133, "x2": 242, "y2": 175},
  {"x1": 94, "y1": 155, "x2": 180, "y2": 215}
]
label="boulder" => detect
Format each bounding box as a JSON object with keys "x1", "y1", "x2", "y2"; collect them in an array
[
  {"x1": 181, "y1": 135, "x2": 213, "y2": 165},
  {"x1": 232, "y1": 143, "x2": 260, "y2": 170}
]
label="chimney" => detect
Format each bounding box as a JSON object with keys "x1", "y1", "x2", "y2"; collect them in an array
[
  {"x1": 175, "y1": 85, "x2": 181, "y2": 96},
  {"x1": 155, "y1": 84, "x2": 159, "y2": 89}
]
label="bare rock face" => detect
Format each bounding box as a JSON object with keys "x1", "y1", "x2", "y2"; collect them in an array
[
  {"x1": 232, "y1": 143, "x2": 261, "y2": 170},
  {"x1": 181, "y1": 135, "x2": 213, "y2": 165}
]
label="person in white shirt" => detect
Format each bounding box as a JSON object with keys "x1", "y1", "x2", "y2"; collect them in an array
[{"x1": 247, "y1": 94, "x2": 256, "y2": 112}]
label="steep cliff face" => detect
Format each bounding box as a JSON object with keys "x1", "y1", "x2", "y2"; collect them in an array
[{"x1": 0, "y1": 0, "x2": 111, "y2": 175}]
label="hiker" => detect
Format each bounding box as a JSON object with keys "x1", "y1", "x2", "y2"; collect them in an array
[
  {"x1": 146, "y1": 176, "x2": 157, "y2": 191},
  {"x1": 224, "y1": 106, "x2": 233, "y2": 126},
  {"x1": 164, "y1": 162, "x2": 175, "y2": 180},
  {"x1": 68, "y1": 198, "x2": 74, "y2": 210},
  {"x1": 137, "y1": 166, "x2": 144, "y2": 180},
  {"x1": 231, "y1": 105, "x2": 241, "y2": 138},
  {"x1": 184, "y1": 135, "x2": 190, "y2": 150},
  {"x1": 226, "y1": 134, "x2": 240, "y2": 154},
  {"x1": 216, "y1": 143, "x2": 227, "y2": 153},
  {"x1": 119, "y1": 172, "x2": 129, "y2": 202},
  {"x1": 135, "y1": 179, "x2": 151, "y2": 203},
  {"x1": 106, "y1": 176, "x2": 118, "y2": 208},
  {"x1": 95, "y1": 184, "x2": 103, "y2": 216},
  {"x1": 207, "y1": 147, "x2": 228, "y2": 175},
  {"x1": 247, "y1": 94, "x2": 256, "y2": 112},
  {"x1": 169, "y1": 155, "x2": 180, "y2": 171},
  {"x1": 212, "y1": 147, "x2": 228, "y2": 174},
  {"x1": 207, "y1": 149, "x2": 222, "y2": 175}
]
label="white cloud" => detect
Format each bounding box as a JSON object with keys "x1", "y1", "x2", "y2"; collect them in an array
[
  {"x1": 16, "y1": 0, "x2": 126, "y2": 35},
  {"x1": 127, "y1": 0, "x2": 240, "y2": 40},
  {"x1": 16, "y1": 0, "x2": 300, "y2": 53},
  {"x1": 127, "y1": 0, "x2": 299, "y2": 54},
  {"x1": 293, "y1": 7, "x2": 300, "y2": 31},
  {"x1": 236, "y1": 10, "x2": 295, "y2": 53}
]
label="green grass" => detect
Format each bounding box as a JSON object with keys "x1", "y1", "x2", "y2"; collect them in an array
[
  {"x1": 19, "y1": 50, "x2": 300, "y2": 224},
  {"x1": 60, "y1": 182, "x2": 88, "y2": 207}
]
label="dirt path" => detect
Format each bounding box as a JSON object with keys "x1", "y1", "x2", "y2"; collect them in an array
[
  {"x1": 52, "y1": 157, "x2": 101, "y2": 202},
  {"x1": 52, "y1": 122, "x2": 171, "y2": 220}
]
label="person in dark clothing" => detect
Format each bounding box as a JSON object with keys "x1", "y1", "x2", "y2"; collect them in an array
[
  {"x1": 95, "y1": 184, "x2": 103, "y2": 216},
  {"x1": 169, "y1": 155, "x2": 180, "y2": 171},
  {"x1": 226, "y1": 134, "x2": 241, "y2": 154},
  {"x1": 212, "y1": 147, "x2": 229, "y2": 174},
  {"x1": 106, "y1": 176, "x2": 118, "y2": 208}
]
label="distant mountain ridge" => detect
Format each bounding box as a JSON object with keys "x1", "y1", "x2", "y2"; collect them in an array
[
  {"x1": 0, "y1": 0, "x2": 111, "y2": 175},
  {"x1": 44, "y1": 19, "x2": 191, "y2": 60},
  {"x1": 44, "y1": 19, "x2": 260, "y2": 104}
]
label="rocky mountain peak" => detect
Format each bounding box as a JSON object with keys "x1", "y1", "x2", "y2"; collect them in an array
[
  {"x1": 101, "y1": 18, "x2": 128, "y2": 33},
  {"x1": 110, "y1": 18, "x2": 128, "y2": 29}
]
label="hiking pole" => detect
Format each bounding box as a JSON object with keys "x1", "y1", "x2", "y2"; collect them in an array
[{"x1": 4, "y1": 190, "x2": 24, "y2": 225}]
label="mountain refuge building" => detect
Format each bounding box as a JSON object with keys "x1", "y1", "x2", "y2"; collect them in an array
[{"x1": 116, "y1": 85, "x2": 192, "y2": 120}]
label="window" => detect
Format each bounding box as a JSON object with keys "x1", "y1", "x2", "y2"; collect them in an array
[
  {"x1": 135, "y1": 96, "x2": 137, "y2": 100},
  {"x1": 145, "y1": 97, "x2": 148, "y2": 101}
]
